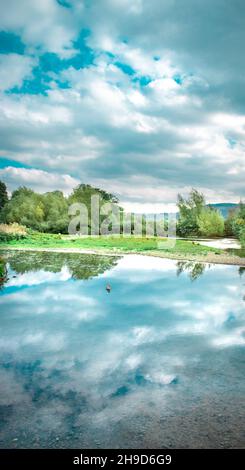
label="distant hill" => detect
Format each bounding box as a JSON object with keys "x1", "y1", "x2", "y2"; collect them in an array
[{"x1": 208, "y1": 203, "x2": 239, "y2": 218}]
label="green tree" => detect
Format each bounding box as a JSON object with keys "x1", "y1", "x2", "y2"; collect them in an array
[
  {"x1": 231, "y1": 201, "x2": 245, "y2": 246},
  {"x1": 2, "y1": 187, "x2": 70, "y2": 233},
  {"x1": 40, "y1": 191, "x2": 69, "y2": 233},
  {"x1": 177, "y1": 189, "x2": 205, "y2": 236},
  {"x1": 239, "y1": 228, "x2": 245, "y2": 247},
  {"x1": 69, "y1": 184, "x2": 118, "y2": 206},
  {"x1": 0, "y1": 180, "x2": 8, "y2": 212},
  {"x1": 197, "y1": 207, "x2": 224, "y2": 237},
  {"x1": 225, "y1": 208, "x2": 237, "y2": 236},
  {"x1": 2, "y1": 186, "x2": 45, "y2": 230},
  {"x1": 1, "y1": 183, "x2": 121, "y2": 234},
  {"x1": 68, "y1": 184, "x2": 120, "y2": 234}
]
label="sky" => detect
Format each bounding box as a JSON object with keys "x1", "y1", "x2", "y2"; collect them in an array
[{"x1": 0, "y1": 0, "x2": 244, "y2": 213}]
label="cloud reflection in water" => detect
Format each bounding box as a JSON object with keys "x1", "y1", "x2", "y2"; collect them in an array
[{"x1": 0, "y1": 252, "x2": 244, "y2": 448}]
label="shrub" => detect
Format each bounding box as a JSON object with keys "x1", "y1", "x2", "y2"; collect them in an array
[
  {"x1": 197, "y1": 208, "x2": 224, "y2": 237},
  {"x1": 177, "y1": 219, "x2": 199, "y2": 237},
  {"x1": 239, "y1": 227, "x2": 245, "y2": 247},
  {"x1": 0, "y1": 223, "x2": 27, "y2": 235},
  {"x1": 232, "y1": 217, "x2": 245, "y2": 238},
  {"x1": 0, "y1": 223, "x2": 27, "y2": 241},
  {"x1": 0, "y1": 232, "x2": 26, "y2": 242}
]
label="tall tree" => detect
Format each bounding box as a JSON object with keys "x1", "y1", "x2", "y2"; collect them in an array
[
  {"x1": 0, "y1": 180, "x2": 8, "y2": 211},
  {"x1": 177, "y1": 188, "x2": 205, "y2": 236},
  {"x1": 1, "y1": 186, "x2": 45, "y2": 230},
  {"x1": 41, "y1": 191, "x2": 68, "y2": 233},
  {"x1": 68, "y1": 184, "x2": 120, "y2": 234},
  {"x1": 232, "y1": 200, "x2": 245, "y2": 247}
]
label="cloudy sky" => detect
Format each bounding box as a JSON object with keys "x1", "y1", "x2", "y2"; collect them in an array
[{"x1": 0, "y1": 0, "x2": 244, "y2": 212}]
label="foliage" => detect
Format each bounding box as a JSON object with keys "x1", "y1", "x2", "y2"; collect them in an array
[
  {"x1": 225, "y1": 201, "x2": 245, "y2": 246},
  {"x1": 197, "y1": 207, "x2": 224, "y2": 237},
  {"x1": 239, "y1": 227, "x2": 245, "y2": 247},
  {"x1": 0, "y1": 223, "x2": 27, "y2": 235},
  {"x1": 0, "y1": 232, "x2": 26, "y2": 242},
  {"x1": 0, "y1": 180, "x2": 8, "y2": 211},
  {"x1": 1, "y1": 183, "x2": 121, "y2": 234},
  {"x1": 0, "y1": 180, "x2": 244, "y2": 247},
  {"x1": 2, "y1": 187, "x2": 44, "y2": 230},
  {"x1": 72, "y1": 184, "x2": 118, "y2": 204},
  {"x1": 177, "y1": 189, "x2": 205, "y2": 236},
  {"x1": 0, "y1": 256, "x2": 7, "y2": 289},
  {"x1": 0, "y1": 222, "x2": 27, "y2": 241},
  {"x1": 176, "y1": 261, "x2": 206, "y2": 280},
  {"x1": 6, "y1": 188, "x2": 68, "y2": 233},
  {"x1": 232, "y1": 201, "x2": 245, "y2": 238},
  {"x1": 0, "y1": 256, "x2": 6, "y2": 277},
  {"x1": 68, "y1": 183, "x2": 121, "y2": 234},
  {"x1": 0, "y1": 181, "x2": 8, "y2": 222},
  {"x1": 223, "y1": 201, "x2": 245, "y2": 249},
  {"x1": 177, "y1": 189, "x2": 226, "y2": 237},
  {"x1": 4, "y1": 250, "x2": 120, "y2": 281},
  {"x1": 224, "y1": 208, "x2": 237, "y2": 236},
  {"x1": 40, "y1": 191, "x2": 69, "y2": 233}
]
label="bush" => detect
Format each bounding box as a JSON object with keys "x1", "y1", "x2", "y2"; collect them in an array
[
  {"x1": 239, "y1": 227, "x2": 245, "y2": 247},
  {"x1": 177, "y1": 220, "x2": 199, "y2": 237},
  {"x1": 197, "y1": 208, "x2": 224, "y2": 237},
  {"x1": 0, "y1": 232, "x2": 26, "y2": 242},
  {"x1": 232, "y1": 217, "x2": 245, "y2": 238},
  {"x1": 0, "y1": 223, "x2": 27, "y2": 242}
]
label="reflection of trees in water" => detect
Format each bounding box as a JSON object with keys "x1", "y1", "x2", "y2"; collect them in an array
[
  {"x1": 177, "y1": 262, "x2": 245, "y2": 282},
  {"x1": 3, "y1": 251, "x2": 121, "y2": 280},
  {"x1": 176, "y1": 260, "x2": 245, "y2": 282},
  {"x1": 238, "y1": 266, "x2": 245, "y2": 277},
  {"x1": 177, "y1": 261, "x2": 245, "y2": 302},
  {"x1": 238, "y1": 267, "x2": 245, "y2": 302},
  {"x1": 176, "y1": 261, "x2": 206, "y2": 281},
  {"x1": 0, "y1": 256, "x2": 7, "y2": 289}
]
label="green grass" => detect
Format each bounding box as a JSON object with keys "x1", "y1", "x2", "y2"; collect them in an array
[{"x1": 0, "y1": 232, "x2": 223, "y2": 256}]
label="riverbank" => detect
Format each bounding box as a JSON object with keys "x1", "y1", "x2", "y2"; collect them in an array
[{"x1": 1, "y1": 244, "x2": 244, "y2": 266}]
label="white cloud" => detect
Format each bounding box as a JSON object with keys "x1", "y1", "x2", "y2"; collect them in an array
[
  {"x1": 0, "y1": 0, "x2": 80, "y2": 57},
  {"x1": 6, "y1": 266, "x2": 72, "y2": 287},
  {"x1": 0, "y1": 166, "x2": 79, "y2": 194},
  {"x1": 0, "y1": 53, "x2": 36, "y2": 91}
]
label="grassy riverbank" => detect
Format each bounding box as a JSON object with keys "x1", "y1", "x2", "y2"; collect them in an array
[
  {"x1": 0, "y1": 232, "x2": 221, "y2": 253},
  {"x1": 0, "y1": 232, "x2": 245, "y2": 265}
]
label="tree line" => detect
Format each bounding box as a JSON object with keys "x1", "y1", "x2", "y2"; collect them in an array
[
  {"x1": 177, "y1": 188, "x2": 245, "y2": 245},
  {"x1": 0, "y1": 180, "x2": 244, "y2": 245},
  {"x1": 0, "y1": 182, "x2": 119, "y2": 234}
]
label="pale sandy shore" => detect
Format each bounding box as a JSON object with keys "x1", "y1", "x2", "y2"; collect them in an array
[
  {"x1": 191, "y1": 237, "x2": 241, "y2": 250},
  {"x1": 0, "y1": 245, "x2": 245, "y2": 266}
]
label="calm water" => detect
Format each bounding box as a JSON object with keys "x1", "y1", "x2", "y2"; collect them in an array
[{"x1": 0, "y1": 251, "x2": 244, "y2": 449}]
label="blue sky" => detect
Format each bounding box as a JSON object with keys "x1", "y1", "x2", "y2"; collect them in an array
[{"x1": 0, "y1": 0, "x2": 244, "y2": 212}]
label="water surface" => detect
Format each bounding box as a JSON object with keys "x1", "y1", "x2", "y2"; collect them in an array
[{"x1": 0, "y1": 251, "x2": 244, "y2": 448}]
